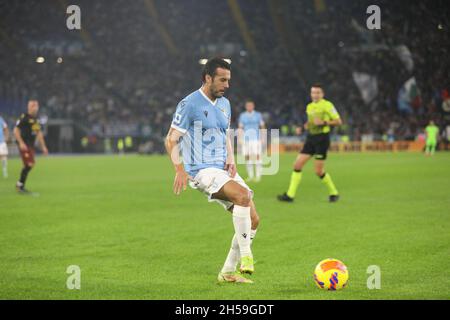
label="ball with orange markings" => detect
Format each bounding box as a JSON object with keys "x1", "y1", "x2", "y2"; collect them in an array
[{"x1": 313, "y1": 258, "x2": 349, "y2": 290}]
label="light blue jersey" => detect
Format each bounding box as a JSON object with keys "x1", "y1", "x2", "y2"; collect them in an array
[
  {"x1": 238, "y1": 111, "x2": 264, "y2": 141},
  {"x1": 171, "y1": 89, "x2": 231, "y2": 177},
  {"x1": 0, "y1": 117, "x2": 7, "y2": 143}
]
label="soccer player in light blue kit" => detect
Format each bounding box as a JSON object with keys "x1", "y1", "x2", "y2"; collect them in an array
[
  {"x1": 165, "y1": 58, "x2": 260, "y2": 284},
  {"x1": 238, "y1": 100, "x2": 265, "y2": 182},
  {"x1": 0, "y1": 115, "x2": 9, "y2": 178}
]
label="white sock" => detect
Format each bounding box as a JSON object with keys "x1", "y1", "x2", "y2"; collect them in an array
[
  {"x1": 250, "y1": 229, "x2": 257, "y2": 242},
  {"x1": 246, "y1": 162, "x2": 254, "y2": 179},
  {"x1": 232, "y1": 205, "x2": 252, "y2": 258},
  {"x1": 221, "y1": 235, "x2": 240, "y2": 273},
  {"x1": 221, "y1": 228, "x2": 258, "y2": 273},
  {"x1": 2, "y1": 159, "x2": 7, "y2": 178}
]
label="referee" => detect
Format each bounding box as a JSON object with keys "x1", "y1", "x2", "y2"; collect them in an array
[{"x1": 278, "y1": 83, "x2": 342, "y2": 203}]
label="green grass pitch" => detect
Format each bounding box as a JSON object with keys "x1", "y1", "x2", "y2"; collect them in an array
[{"x1": 1, "y1": 152, "x2": 449, "y2": 299}]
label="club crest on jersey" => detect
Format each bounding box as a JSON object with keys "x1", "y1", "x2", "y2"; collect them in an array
[
  {"x1": 219, "y1": 108, "x2": 227, "y2": 117},
  {"x1": 203, "y1": 110, "x2": 208, "y2": 118}
]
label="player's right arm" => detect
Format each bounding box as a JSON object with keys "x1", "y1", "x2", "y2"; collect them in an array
[
  {"x1": 13, "y1": 127, "x2": 27, "y2": 151},
  {"x1": 14, "y1": 115, "x2": 27, "y2": 151},
  {"x1": 301, "y1": 104, "x2": 309, "y2": 132},
  {"x1": 165, "y1": 100, "x2": 192, "y2": 195},
  {"x1": 165, "y1": 127, "x2": 190, "y2": 195}
]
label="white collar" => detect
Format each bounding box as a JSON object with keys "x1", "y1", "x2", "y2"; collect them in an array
[{"x1": 199, "y1": 87, "x2": 217, "y2": 106}]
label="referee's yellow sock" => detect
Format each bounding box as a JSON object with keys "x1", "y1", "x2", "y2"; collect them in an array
[
  {"x1": 320, "y1": 172, "x2": 338, "y2": 195},
  {"x1": 286, "y1": 170, "x2": 302, "y2": 198}
]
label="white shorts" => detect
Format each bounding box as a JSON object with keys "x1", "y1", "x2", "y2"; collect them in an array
[
  {"x1": 189, "y1": 167, "x2": 253, "y2": 210},
  {"x1": 0, "y1": 142, "x2": 8, "y2": 156},
  {"x1": 242, "y1": 140, "x2": 262, "y2": 156}
]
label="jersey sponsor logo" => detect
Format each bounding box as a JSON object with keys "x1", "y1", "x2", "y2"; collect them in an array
[{"x1": 32, "y1": 123, "x2": 41, "y2": 132}]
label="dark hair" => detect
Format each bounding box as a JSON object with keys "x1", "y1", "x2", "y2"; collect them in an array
[
  {"x1": 311, "y1": 83, "x2": 323, "y2": 90},
  {"x1": 202, "y1": 57, "x2": 231, "y2": 82}
]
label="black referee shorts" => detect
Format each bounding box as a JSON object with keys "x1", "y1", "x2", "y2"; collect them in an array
[{"x1": 300, "y1": 133, "x2": 331, "y2": 160}]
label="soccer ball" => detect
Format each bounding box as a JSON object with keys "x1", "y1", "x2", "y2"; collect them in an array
[{"x1": 313, "y1": 258, "x2": 349, "y2": 290}]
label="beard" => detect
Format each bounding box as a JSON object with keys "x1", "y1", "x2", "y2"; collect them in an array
[{"x1": 211, "y1": 88, "x2": 225, "y2": 99}]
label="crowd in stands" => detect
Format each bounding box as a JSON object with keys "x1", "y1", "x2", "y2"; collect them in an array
[{"x1": 0, "y1": 0, "x2": 448, "y2": 152}]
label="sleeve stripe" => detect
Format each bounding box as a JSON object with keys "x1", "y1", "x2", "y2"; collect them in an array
[{"x1": 170, "y1": 124, "x2": 187, "y2": 134}]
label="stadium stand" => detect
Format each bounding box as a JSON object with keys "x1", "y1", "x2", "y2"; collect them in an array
[{"x1": 0, "y1": 0, "x2": 448, "y2": 152}]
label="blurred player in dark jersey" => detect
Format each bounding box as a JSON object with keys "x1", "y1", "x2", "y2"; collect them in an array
[{"x1": 13, "y1": 100, "x2": 48, "y2": 193}]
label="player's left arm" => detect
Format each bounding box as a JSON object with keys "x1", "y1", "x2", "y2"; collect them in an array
[
  {"x1": 325, "y1": 117, "x2": 342, "y2": 127},
  {"x1": 259, "y1": 112, "x2": 266, "y2": 130},
  {"x1": 225, "y1": 106, "x2": 236, "y2": 178},
  {"x1": 315, "y1": 103, "x2": 342, "y2": 127},
  {"x1": 327, "y1": 103, "x2": 342, "y2": 126},
  {"x1": 2, "y1": 122, "x2": 9, "y2": 142},
  {"x1": 36, "y1": 130, "x2": 49, "y2": 155},
  {"x1": 225, "y1": 128, "x2": 237, "y2": 178},
  {"x1": 259, "y1": 113, "x2": 267, "y2": 146}
]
